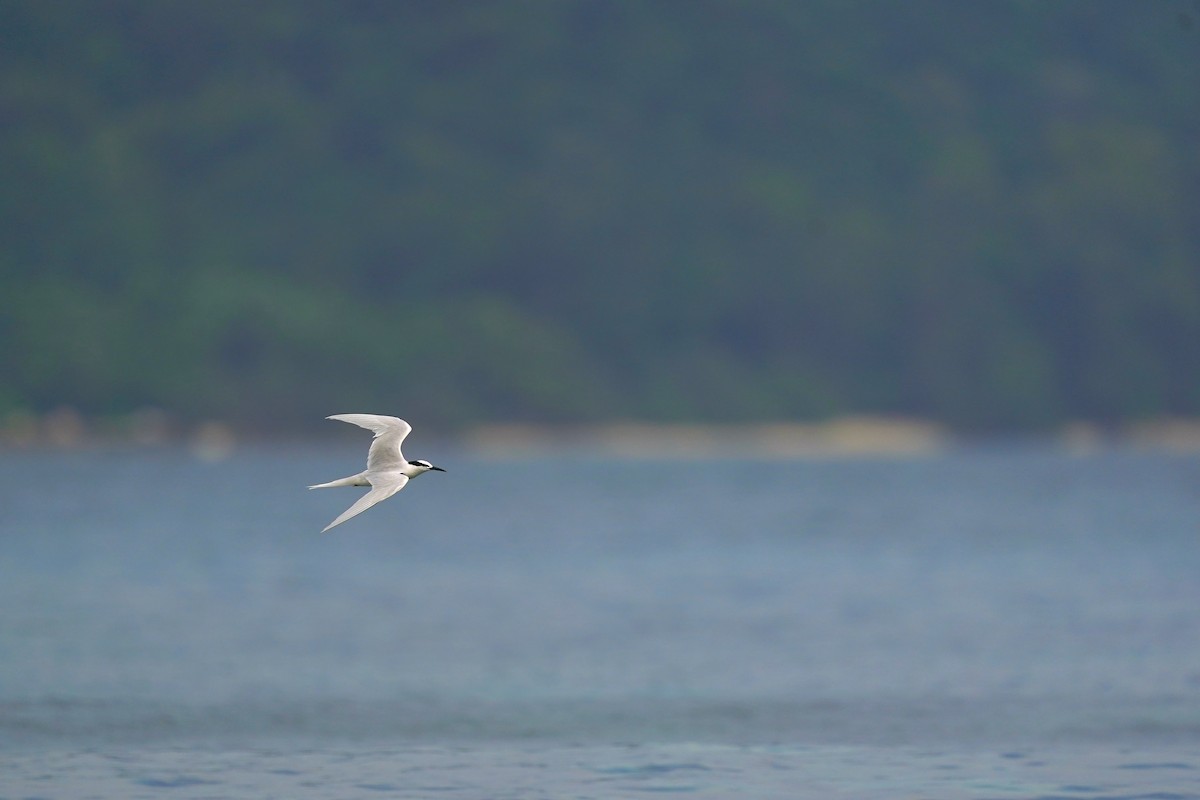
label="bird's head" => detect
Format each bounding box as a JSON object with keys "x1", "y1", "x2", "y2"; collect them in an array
[{"x1": 408, "y1": 459, "x2": 446, "y2": 475}]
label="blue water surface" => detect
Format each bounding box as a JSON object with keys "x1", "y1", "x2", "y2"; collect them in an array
[{"x1": 1, "y1": 445, "x2": 1198, "y2": 798}]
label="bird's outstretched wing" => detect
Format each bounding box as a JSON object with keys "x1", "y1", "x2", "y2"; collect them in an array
[
  {"x1": 321, "y1": 473, "x2": 410, "y2": 533},
  {"x1": 327, "y1": 414, "x2": 412, "y2": 471}
]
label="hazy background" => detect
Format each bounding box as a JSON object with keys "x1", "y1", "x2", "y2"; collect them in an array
[{"x1": 2, "y1": 0, "x2": 1199, "y2": 436}]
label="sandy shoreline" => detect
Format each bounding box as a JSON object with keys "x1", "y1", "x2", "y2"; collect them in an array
[
  {"x1": 463, "y1": 417, "x2": 948, "y2": 458},
  {"x1": 3, "y1": 409, "x2": 1200, "y2": 458}
]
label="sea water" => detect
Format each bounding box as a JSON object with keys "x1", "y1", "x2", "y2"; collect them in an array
[{"x1": 1, "y1": 445, "x2": 1198, "y2": 798}]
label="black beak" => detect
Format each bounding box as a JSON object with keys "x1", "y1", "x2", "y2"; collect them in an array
[{"x1": 430, "y1": 466, "x2": 446, "y2": 472}]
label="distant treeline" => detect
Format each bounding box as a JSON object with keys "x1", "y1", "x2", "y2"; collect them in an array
[{"x1": 2, "y1": 1, "x2": 1198, "y2": 432}]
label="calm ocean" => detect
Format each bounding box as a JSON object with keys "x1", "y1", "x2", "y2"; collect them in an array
[{"x1": 1, "y1": 445, "x2": 1198, "y2": 798}]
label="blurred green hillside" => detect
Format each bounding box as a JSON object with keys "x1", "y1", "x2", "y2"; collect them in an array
[{"x1": 2, "y1": 1, "x2": 1198, "y2": 433}]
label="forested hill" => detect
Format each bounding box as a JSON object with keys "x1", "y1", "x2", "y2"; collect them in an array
[{"x1": 2, "y1": 2, "x2": 1198, "y2": 433}]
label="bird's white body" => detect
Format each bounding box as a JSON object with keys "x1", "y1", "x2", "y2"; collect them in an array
[{"x1": 309, "y1": 414, "x2": 444, "y2": 532}]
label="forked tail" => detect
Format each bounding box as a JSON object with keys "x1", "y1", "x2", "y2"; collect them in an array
[{"x1": 308, "y1": 472, "x2": 367, "y2": 490}]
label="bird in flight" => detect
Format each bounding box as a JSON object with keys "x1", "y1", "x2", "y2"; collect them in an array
[{"x1": 309, "y1": 414, "x2": 445, "y2": 532}]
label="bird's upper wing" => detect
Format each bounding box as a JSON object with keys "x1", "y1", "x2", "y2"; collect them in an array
[
  {"x1": 327, "y1": 414, "x2": 412, "y2": 471},
  {"x1": 321, "y1": 473, "x2": 409, "y2": 533}
]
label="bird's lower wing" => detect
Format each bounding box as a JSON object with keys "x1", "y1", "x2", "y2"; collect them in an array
[{"x1": 321, "y1": 474, "x2": 409, "y2": 533}]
